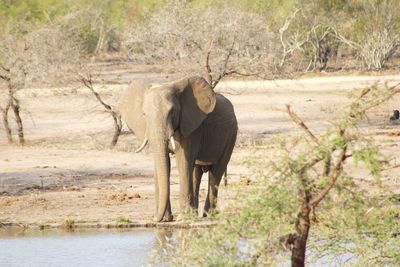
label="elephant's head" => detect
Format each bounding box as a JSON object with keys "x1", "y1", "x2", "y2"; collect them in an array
[{"x1": 118, "y1": 76, "x2": 216, "y2": 221}]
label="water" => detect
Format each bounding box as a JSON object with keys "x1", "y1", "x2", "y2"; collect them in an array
[
  {"x1": 0, "y1": 227, "x2": 357, "y2": 266},
  {"x1": 0, "y1": 228, "x2": 162, "y2": 267}
]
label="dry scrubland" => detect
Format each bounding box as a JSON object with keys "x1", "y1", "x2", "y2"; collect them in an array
[
  {"x1": 1, "y1": 65, "x2": 400, "y2": 227},
  {"x1": 1, "y1": 2, "x2": 400, "y2": 266}
]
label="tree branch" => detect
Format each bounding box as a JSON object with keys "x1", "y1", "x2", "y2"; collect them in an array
[
  {"x1": 78, "y1": 72, "x2": 122, "y2": 148},
  {"x1": 79, "y1": 73, "x2": 113, "y2": 112},
  {"x1": 286, "y1": 105, "x2": 320, "y2": 145},
  {"x1": 205, "y1": 39, "x2": 214, "y2": 85},
  {"x1": 361, "y1": 82, "x2": 400, "y2": 112},
  {"x1": 310, "y1": 145, "x2": 348, "y2": 208},
  {"x1": 211, "y1": 37, "x2": 236, "y2": 89}
]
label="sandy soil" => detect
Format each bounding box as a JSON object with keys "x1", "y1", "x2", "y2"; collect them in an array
[{"x1": 1, "y1": 71, "x2": 400, "y2": 227}]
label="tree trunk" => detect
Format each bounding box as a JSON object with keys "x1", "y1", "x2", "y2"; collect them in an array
[
  {"x1": 11, "y1": 97, "x2": 24, "y2": 145},
  {"x1": 291, "y1": 205, "x2": 311, "y2": 267},
  {"x1": 110, "y1": 113, "x2": 122, "y2": 148},
  {"x1": 1, "y1": 102, "x2": 13, "y2": 143}
]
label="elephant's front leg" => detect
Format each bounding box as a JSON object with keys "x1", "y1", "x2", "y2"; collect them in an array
[{"x1": 175, "y1": 148, "x2": 196, "y2": 216}]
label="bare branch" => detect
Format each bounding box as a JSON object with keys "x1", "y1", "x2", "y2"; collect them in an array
[
  {"x1": 0, "y1": 64, "x2": 10, "y2": 73},
  {"x1": 123, "y1": 3, "x2": 275, "y2": 80},
  {"x1": 279, "y1": 9, "x2": 300, "y2": 68},
  {"x1": 0, "y1": 73, "x2": 10, "y2": 82},
  {"x1": 361, "y1": 82, "x2": 400, "y2": 113},
  {"x1": 211, "y1": 37, "x2": 236, "y2": 88},
  {"x1": 333, "y1": 19, "x2": 400, "y2": 70},
  {"x1": 78, "y1": 72, "x2": 122, "y2": 148},
  {"x1": 79, "y1": 73, "x2": 113, "y2": 112},
  {"x1": 0, "y1": 102, "x2": 13, "y2": 143},
  {"x1": 310, "y1": 146, "x2": 348, "y2": 208},
  {"x1": 285, "y1": 105, "x2": 320, "y2": 145},
  {"x1": 205, "y1": 39, "x2": 214, "y2": 85}
]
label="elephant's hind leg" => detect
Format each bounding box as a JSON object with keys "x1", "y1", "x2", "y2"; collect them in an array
[
  {"x1": 193, "y1": 166, "x2": 204, "y2": 212},
  {"x1": 203, "y1": 167, "x2": 225, "y2": 217},
  {"x1": 203, "y1": 130, "x2": 236, "y2": 217}
]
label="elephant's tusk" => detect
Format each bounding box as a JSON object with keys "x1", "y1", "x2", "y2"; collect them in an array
[
  {"x1": 169, "y1": 136, "x2": 176, "y2": 150},
  {"x1": 135, "y1": 138, "x2": 148, "y2": 153}
]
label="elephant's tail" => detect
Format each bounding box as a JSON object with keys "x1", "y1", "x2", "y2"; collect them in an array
[{"x1": 223, "y1": 169, "x2": 228, "y2": 186}]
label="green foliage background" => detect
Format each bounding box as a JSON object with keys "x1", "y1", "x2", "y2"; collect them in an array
[{"x1": 1, "y1": 0, "x2": 399, "y2": 53}]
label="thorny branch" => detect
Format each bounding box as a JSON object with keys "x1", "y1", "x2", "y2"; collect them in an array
[
  {"x1": 284, "y1": 103, "x2": 353, "y2": 266},
  {"x1": 310, "y1": 145, "x2": 347, "y2": 207},
  {"x1": 286, "y1": 105, "x2": 320, "y2": 145},
  {"x1": 361, "y1": 82, "x2": 400, "y2": 112},
  {"x1": 284, "y1": 82, "x2": 400, "y2": 238}
]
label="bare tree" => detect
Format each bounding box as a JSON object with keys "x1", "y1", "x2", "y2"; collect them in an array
[
  {"x1": 278, "y1": 9, "x2": 337, "y2": 72},
  {"x1": 78, "y1": 72, "x2": 122, "y2": 148},
  {"x1": 0, "y1": 22, "x2": 80, "y2": 144},
  {"x1": 123, "y1": 1, "x2": 278, "y2": 82},
  {"x1": 333, "y1": 1, "x2": 400, "y2": 70},
  {"x1": 0, "y1": 101, "x2": 12, "y2": 143},
  {"x1": 278, "y1": 9, "x2": 304, "y2": 68},
  {"x1": 0, "y1": 26, "x2": 29, "y2": 145},
  {"x1": 334, "y1": 24, "x2": 400, "y2": 70}
]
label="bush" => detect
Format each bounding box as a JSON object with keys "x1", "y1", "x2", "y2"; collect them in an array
[
  {"x1": 123, "y1": 0, "x2": 279, "y2": 80},
  {"x1": 160, "y1": 83, "x2": 400, "y2": 266}
]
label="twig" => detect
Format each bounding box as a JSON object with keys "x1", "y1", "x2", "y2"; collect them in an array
[
  {"x1": 362, "y1": 82, "x2": 400, "y2": 112},
  {"x1": 78, "y1": 72, "x2": 122, "y2": 148},
  {"x1": 382, "y1": 163, "x2": 400, "y2": 171},
  {"x1": 285, "y1": 105, "x2": 320, "y2": 145},
  {"x1": 211, "y1": 37, "x2": 236, "y2": 89},
  {"x1": 310, "y1": 146, "x2": 348, "y2": 208},
  {"x1": 205, "y1": 39, "x2": 214, "y2": 85},
  {"x1": 79, "y1": 73, "x2": 113, "y2": 112}
]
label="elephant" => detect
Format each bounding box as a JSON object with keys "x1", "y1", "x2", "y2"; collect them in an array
[{"x1": 118, "y1": 76, "x2": 237, "y2": 222}]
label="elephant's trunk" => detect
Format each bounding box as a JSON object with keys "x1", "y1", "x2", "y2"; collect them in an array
[{"x1": 153, "y1": 141, "x2": 171, "y2": 222}]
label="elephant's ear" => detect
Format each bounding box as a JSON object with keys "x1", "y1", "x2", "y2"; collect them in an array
[
  {"x1": 118, "y1": 81, "x2": 148, "y2": 140},
  {"x1": 175, "y1": 76, "x2": 216, "y2": 137}
]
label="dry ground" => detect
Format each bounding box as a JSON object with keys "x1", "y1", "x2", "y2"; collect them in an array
[{"x1": 1, "y1": 71, "x2": 400, "y2": 227}]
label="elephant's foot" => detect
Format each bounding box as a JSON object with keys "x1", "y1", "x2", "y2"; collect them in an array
[
  {"x1": 153, "y1": 215, "x2": 173, "y2": 223},
  {"x1": 202, "y1": 210, "x2": 208, "y2": 218},
  {"x1": 153, "y1": 212, "x2": 174, "y2": 223},
  {"x1": 202, "y1": 208, "x2": 219, "y2": 218},
  {"x1": 163, "y1": 212, "x2": 173, "y2": 222}
]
